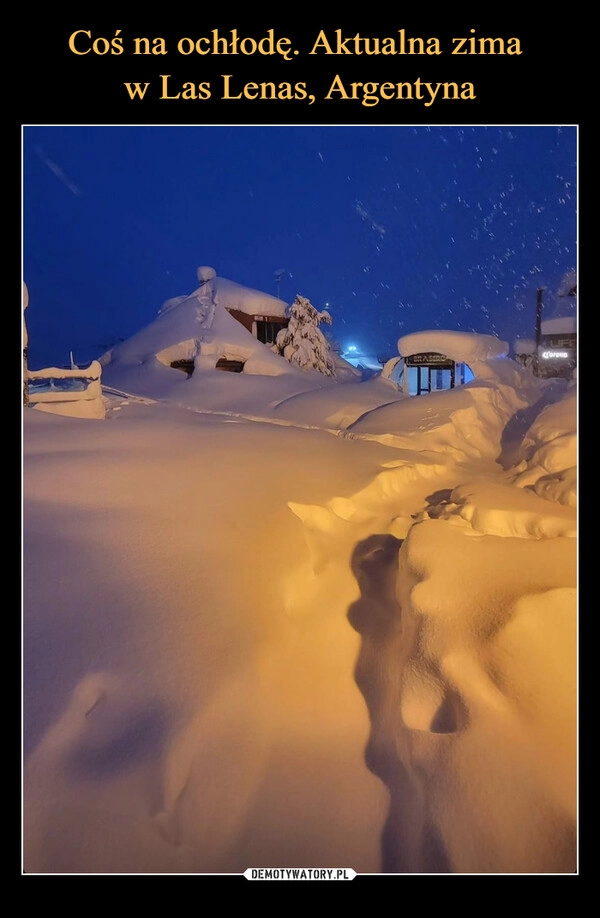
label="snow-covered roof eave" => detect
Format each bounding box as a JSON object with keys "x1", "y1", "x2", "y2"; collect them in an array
[
  {"x1": 398, "y1": 329, "x2": 509, "y2": 365},
  {"x1": 213, "y1": 276, "x2": 288, "y2": 319}
]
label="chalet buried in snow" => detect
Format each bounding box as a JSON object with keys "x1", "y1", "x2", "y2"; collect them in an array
[
  {"x1": 99, "y1": 266, "x2": 293, "y2": 378},
  {"x1": 97, "y1": 266, "x2": 357, "y2": 382}
]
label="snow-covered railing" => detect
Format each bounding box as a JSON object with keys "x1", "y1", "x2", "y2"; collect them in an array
[
  {"x1": 27, "y1": 360, "x2": 103, "y2": 403},
  {"x1": 27, "y1": 361, "x2": 105, "y2": 419}
]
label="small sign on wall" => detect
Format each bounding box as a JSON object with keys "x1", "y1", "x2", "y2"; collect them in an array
[{"x1": 405, "y1": 352, "x2": 454, "y2": 369}]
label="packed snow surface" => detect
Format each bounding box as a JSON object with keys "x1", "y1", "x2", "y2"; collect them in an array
[{"x1": 23, "y1": 315, "x2": 578, "y2": 875}]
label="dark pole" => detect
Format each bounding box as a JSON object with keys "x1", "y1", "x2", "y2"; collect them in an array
[
  {"x1": 535, "y1": 288, "x2": 543, "y2": 349},
  {"x1": 274, "y1": 269, "x2": 285, "y2": 300}
]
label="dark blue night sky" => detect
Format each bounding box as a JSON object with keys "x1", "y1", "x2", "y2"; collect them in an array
[{"x1": 22, "y1": 124, "x2": 577, "y2": 370}]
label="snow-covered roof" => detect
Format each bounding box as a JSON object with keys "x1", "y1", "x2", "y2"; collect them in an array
[
  {"x1": 159, "y1": 267, "x2": 288, "y2": 320},
  {"x1": 213, "y1": 276, "x2": 287, "y2": 317},
  {"x1": 541, "y1": 317, "x2": 576, "y2": 335},
  {"x1": 513, "y1": 338, "x2": 536, "y2": 355},
  {"x1": 398, "y1": 329, "x2": 509, "y2": 364}
]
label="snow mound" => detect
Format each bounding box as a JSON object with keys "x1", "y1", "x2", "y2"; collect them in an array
[
  {"x1": 508, "y1": 384, "x2": 577, "y2": 507},
  {"x1": 383, "y1": 521, "x2": 577, "y2": 872},
  {"x1": 197, "y1": 265, "x2": 217, "y2": 282},
  {"x1": 431, "y1": 481, "x2": 576, "y2": 539}
]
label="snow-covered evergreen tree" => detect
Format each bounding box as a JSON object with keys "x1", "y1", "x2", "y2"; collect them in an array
[{"x1": 274, "y1": 295, "x2": 336, "y2": 377}]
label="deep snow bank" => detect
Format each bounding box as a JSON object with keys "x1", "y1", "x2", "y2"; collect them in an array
[{"x1": 291, "y1": 379, "x2": 577, "y2": 873}]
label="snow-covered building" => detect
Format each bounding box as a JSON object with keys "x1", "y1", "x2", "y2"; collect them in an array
[
  {"x1": 532, "y1": 272, "x2": 577, "y2": 380},
  {"x1": 514, "y1": 324, "x2": 576, "y2": 382},
  {"x1": 382, "y1": 330, "x2": 508, "y2": 395},
  {"x1": 190, "y1": 266, "x2": 288, "y2": 347},
  {"x1": 149, "y1": 266, "x2": 290, "y2": 374},
  {"x1": 101, "y1": 267, "x2": 294, "y2": 378},
  {"x1": 536, "y1": 316, "x2": 577, "y2": 380},
  {"x1": 100, "y1": 267, "x2": 359, "y2": 386}
]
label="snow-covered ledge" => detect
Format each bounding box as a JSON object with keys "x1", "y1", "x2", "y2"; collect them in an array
[
  {"x1": 398, "y1": 329, "x2": 509, "y2": 367},
  {"x1": 27, "y1": 360, "x2": 105, "y2": 419}
]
